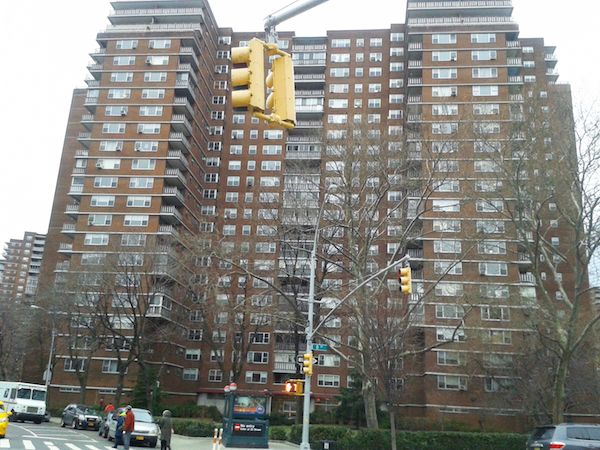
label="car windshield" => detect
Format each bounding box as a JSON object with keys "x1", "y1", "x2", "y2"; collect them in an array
[
  {"x1": 17, "y1": 388, "x2": 31, "y2": 400},
  {"x1": 79, "y1": 407, "x2": 96, "y2": 414},
  {"x1": 134, "y1": 411, "x2": 154, "y2": 423},
  {"x1": 0, "y1": 404, "x2": 5, "y2": 412},
  {"x1": 32, "y1": 390, "x2": 46, "y2": 401}
]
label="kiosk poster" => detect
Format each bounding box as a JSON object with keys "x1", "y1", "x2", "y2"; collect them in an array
[
  {"x1": 233, "y1": 395, "x2": 267, "y2": 418},
  {"x1": 232, "y1": 422, "x2": 266, "y2": 437}
]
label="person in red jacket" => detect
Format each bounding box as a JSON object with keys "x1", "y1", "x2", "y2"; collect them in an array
[{"x1": 123, "y1": 405, "x2": 135, "y2": 450}]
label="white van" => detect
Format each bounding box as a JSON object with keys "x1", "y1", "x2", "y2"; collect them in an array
[{"x1": 0, "y1": 382, "x2": 46, "y2": 424}]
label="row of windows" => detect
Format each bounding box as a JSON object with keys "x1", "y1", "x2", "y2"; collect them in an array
[
  {"x1": 329, "y1": 64, "x2": 404, "y2": 77},
  {"x1": 115, "y1": 39, "x2": 171, "y2": 50},
  {"x1": 329, "y1": 79, "x2": 404, "y2": 93},
  {"x1": 329, "y1": 48, "x2": 405, "y2": 62},
  {"x1": 330, "y1": 35, "x2": 404, "y2": 48}
]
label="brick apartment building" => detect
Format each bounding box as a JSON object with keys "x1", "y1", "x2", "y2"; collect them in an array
[
  {"x1": 0, "y1": 232, "x2": 45, "y2": 302},
  {"x1": 32, "y1": 0, "x2": 585, "y2": 430}
]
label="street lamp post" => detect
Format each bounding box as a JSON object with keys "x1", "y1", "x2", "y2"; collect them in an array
[
  {"x1": 300, "y1": 186, "x2": 335, "y2": 450},
  {"x1": 31, "y1": 305, "x2": 55, "y2": 389}
]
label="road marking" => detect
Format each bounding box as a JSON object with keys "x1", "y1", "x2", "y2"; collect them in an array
[
  {"x1": 24, "y1": 441, "x2": 36, "y2": 449},
  {"x1": 45, "y1": 443, "x2": 60, "y2": 450},
  {"x1": 66, "y1": 444, "x2": 83, "y2": 450},
  {"x1": 0, "y1": 440, "x2": 9, "y2": 448},
  {"x1": 84, "y1": 446, "x2": 103, "y2": 450}
]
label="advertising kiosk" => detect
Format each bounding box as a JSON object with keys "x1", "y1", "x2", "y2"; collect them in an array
[{"x1": 222, "y1": 383, "x2": 269, "y2": 448}]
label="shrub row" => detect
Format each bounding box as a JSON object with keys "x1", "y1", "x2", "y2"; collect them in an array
[
  {"x1": 288, "y1": 426, "x2": 528, "y2": 450},
  {"x1": 171, "y1": 419, "x2": 221, "y2": 437}
]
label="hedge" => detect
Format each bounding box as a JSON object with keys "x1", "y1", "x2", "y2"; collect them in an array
[{"x1": 289, "y1": 425, "x2": 528, "y2": 450}]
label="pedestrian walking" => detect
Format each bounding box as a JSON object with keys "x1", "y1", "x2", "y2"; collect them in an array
[
  {"x1": 123, "y1": 405, "x2": 135, "y2": 450},
  {"x1": 158, "y1": 410, "x2": 173, "y2": 450},
  {"x1": 105, "y1": 402, "x2": 115, "y2": 414},
  {"x1": 113, "y1": 412, "x2": 126, "y2": 448}
]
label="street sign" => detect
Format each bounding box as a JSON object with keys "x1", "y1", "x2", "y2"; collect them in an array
[{"x1": 312, "y1": 344, "x2": 327, "y2": 351}]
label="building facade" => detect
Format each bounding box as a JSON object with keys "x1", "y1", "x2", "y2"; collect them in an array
[
  {"x1": 34, "y1": 0, "x2": 582, "y2": 430},
  {"x1": 1, "y1": 232, "x2": 45, "y2": 302}
]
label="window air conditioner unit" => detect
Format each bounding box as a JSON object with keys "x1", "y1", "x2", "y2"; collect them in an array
[
  {"x1": 115, "y1": 143, "x2": 123, "y2": 151},
  {"x1": 96, "y1": 162, "x2": 104, "y2": 169},
  {"x1": 479, "y1": 267, "x2": 487, "y2": 275},
  {"x1": 135, "y1": 142, "x2": 142, "y2": 151},
  {"x1": 451, "y1": 57, "x2": 457, "y2": 61},
  {"x1": 123, "y1": 93, "x2": 130, "y2": 99},
  {"x1": 451, "y1": 92, "x2": 457, "y2": 97},
  {"x1": 120, "y1": 108, "x2": 127, "y2": 116},
  {"x1": 146, "y1": 58, "x2": 153, "y2": 65},
  {"x1": 88, "y1": 218, "x2": 95, "y2": 226}
]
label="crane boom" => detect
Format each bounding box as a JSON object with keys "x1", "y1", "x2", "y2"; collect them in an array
[{"x1": 264, "y1": 0, "x2": 331, "y2": 41}]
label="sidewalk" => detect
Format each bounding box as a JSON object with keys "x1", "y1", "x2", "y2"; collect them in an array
[{"x1": 171, "y1": 434, "x2": 299, "y2": 450}]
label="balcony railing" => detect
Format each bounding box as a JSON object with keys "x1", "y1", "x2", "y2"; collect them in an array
[
  {"x1": 295, "y1": 90, "x2": 325, "y2": 97},
  {"x1": 293, "y1": 59, "x2": 326, "y2": 66},
  {"x1": 408, "y1": 43, "x2": 423, "y2": 51},
  {"x1": 507, "y1": 57, "x2": 522, "y2": 66},
  {"x1": 508, "y1": 76, "x2": 522, "y2": 83},
  {"x1": 408, "y1": 16, "x2": 514, "y2": 26},
  {"x1": 408, "y1": 60, "x2": 423, "y2": 68},
  {"x1": 506, "y1": 40, "x2": 520, "y2": 48},
  {"x1": 408, "y1": 78, "x2": 423, "y2": 85},
  {"x1": 408, "y1": 1, "x2": 513, "y2": 8},
  {"x1": 273, "y1": 362, "x2": 297, "y2": 372},
  {"x1": 408, "y1": 96, "x2": 423, "y2": 103},
  {"x1": 520, "y1": 272, "x2": 536, "y2": 284},
  {"x1": 292, "y1": 44, "x2": 327, "y2": 51}
]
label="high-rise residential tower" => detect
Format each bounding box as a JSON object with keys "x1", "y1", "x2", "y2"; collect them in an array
[{"x1": 34, "y1": 0, "x2": 582, "y2": 430}]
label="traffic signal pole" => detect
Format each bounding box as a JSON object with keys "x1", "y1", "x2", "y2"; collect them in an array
[{"x1": 264, "y1": 0, "x2": 331, "y2": 43}]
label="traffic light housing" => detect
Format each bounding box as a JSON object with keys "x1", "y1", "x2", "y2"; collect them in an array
[
  {"x1": 285, "y1": 379, "x2": 304, "y2": 395},
  {"x1": 231, "y1": 38, "x2": 265, "y2": 112},
  {"x1": 266, "y1": 53, "x2": 296, "y2": 128},
  {"x1": 302, "y1": 351, "x2": 314, "y2": 377},
  {"x1": 399, "y1": 267, "x2": 412, "y2": 294}
]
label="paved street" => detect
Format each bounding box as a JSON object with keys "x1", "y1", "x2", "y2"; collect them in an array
[{"x1": 0, "y1": 419, "x2": 299, "y2": 450}]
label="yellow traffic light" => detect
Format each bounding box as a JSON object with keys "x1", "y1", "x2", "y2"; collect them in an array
[
  {"x1": 265, "y1": 53, "x2": 296, "y2": 129},
  {"x1": 399, "y1": 267, "x2": 412, "y2": 294},
  {"x1": 231, "y1": 38, "x2": 265, "y2": 112},
  {"x1": 302, "y1": 351, "x2": 314, "y2": 377},
  {"x1": 285, "y1": 379, "x2": 304, "y2": 395}
]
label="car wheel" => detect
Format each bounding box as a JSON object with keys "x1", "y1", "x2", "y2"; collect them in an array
[{"x1": 34, "y1": 419, "x2": 42, "y2": 424}]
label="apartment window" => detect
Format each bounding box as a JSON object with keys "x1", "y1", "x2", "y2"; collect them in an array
[
  {"x1": 123, "y1": 215, "x2": 149, "y2": 227},
  {"x1": 389, "y1": 110, "x2": 403, "y2": 120},
  {"x1": 135, "y1": 141, "x2": 159, "y2": 152},
  {"x1": 131, "y1": 159, "x2": 156, "y2": 170},
  {"x1": 215, "y1": 65, "x2": 228, "y2": 74},
  {"x1": 91, "y1": 195, "x2": 115, "y2": 207},
  {"x1": 138, "y1": 106, "x2": 163, "y2": 117},
  {"x1": 247, "y1": 351, "x2": 269, "y2": 364},
  {"x1": 212, "y1": 96, "x2": 226, "y2": 105},
  {"x1": 472, "y1": 50, "x2": 497, "y2": 61},
  {"x1": 261, "y1": 161, "x2": 281, "y2": 171},
  {"x1": 479, "y1": 262, "x2": 508, "y2": 276},
  {"x1": 368, "y1": 99, "x2": 381, "y2": 108},
  {"x1": 110, "y1": 72, "x2": 133, "y2": 83},
  {"x1": 369, "y1": 67, "x2": 382, "y2": 77},
  {"x1": 146, "y1": 55, "x2": 169, "y2": 65},
  {"x1": 432, "y1": 86, "x2": 457, "y2": 97},
  {"x1": 432, "y1": 68, "x2": 457, "y2": 79},
  {"x1": 433, "y1": 220, "x2": 461, "y2": 232},
  {"x1": 390, "y1": 79, "x2": 403, "y2": 88},
  {"x1": 523, "y1": 46, "x2": 534, "y2": 53},
  {"x1": 473, "y1": 67, "x2": 498, "y2": 78},
  {"x1": 216, "y1": 50, "x2": 230, "y2": 59},
  {"x1": 432, "y1": 51, "x2": 457, "y2": 62},
  {"x1": 102, "y1": 123, "x2": 126, "y2": 134},
  {"x1": 434, "y1": 240, "x2": 461, "y2": 254},
  {"x1": 129, "y1": 177, "x2": 154, "y2": 188},
  {"x1": 437, "y1": 351, "x2": 461, "y2": 366},
  {"x1": 474, "y1": 161, "x2": 500, "y2": 173},
  {"x1": 473, "y1": 85, "x2": 499, "y2": 96},
  {"x1": 100, "y1": 140, "x2": 124, "y2": 151},
  {"x1": 437, "y1": 327, "x2": 466, "y2": 343},
  {"x1": 88, "y1": 214, "x2": 112, "y2": 226},
  {"x1": 481, "y1": 306, "x2": 510, "y2": 321},
  {"x1": 144, "y1": 72, "x2": 167, "y2": 82},
  {"x1": 330, "y1": 84, "x2": 349, "y2": 94},
  {"x1": 474, "y1": 122, "x2": 501, "y2": 134},
  {"x1": 432, "y1": 34, "x2": 456, "y2": 44},
  {"x1": 149, "y1": 39, "x2": 171, "y2": 49},
  {"x1": 84, "y1": 233, "x2": 109, "y2": 246},
  {"x1": 478, "y1": 241, "x2": 506, "y2": 255},
  {"x1": 438, "y1": 375, "x2": 467, "y2": 391},
  {"x1": 432, "y1": 122, "x2": 458, "y2": 134},
  {"x1": 317, "y1": 374, "x2": 340, "y2": 387},
  {"x1": 245, "y1": 371, "x2": 268, "y2": 384},
  {"x1": 370, "y1": 38, "x2": 382, "y2": 47},
  {"x1": 121, "y1": 234, "x2": 146, "y2": 247},
  {"x1": 369, "y1": 52, "x2": 382, "y2": 62},
  {"x1": 475, "y1": 180, "x2": 502, "y2": 192},
  {"x1": 94, "y1": 177, "x2": 118, "y2": 188},
  {"x1": 390, "y1": 32, "x2": 404, "y2": 42},
  {"x1": 331, "y1": 39, "x2": 350, "y2": 48},
  {"x1": 471, "y1": 33, "x2": 496, "y2": 43},
  {"x1": 525, "y1": 75, "x2": 537, "y2": 83},
  {"x1": 116, "y1": 40, "x2": 138, "y2": 50},
  {"x1": 432, "y1": 200, "x2": 460, "y2": 212},
  {"x1": 64, "y1": 359, "x2": 86, "y2": 372},
  {"x1": 434, "y1": 261, "x2": 462, "y2": 276},
  {"x1": 330, "y1": 68, "x2": 349, "y2": 77},
  {"x1": 432, "y1": 104, "x2": 458, "y2": 116},
  {"x1": 113, "y1": 56, "x2": 135, "y2": 66},
  {"x1": 433, "y1": 180, "x2": 460, "y2": 192},
  {"x1": 208, "y1": 370, "x2": 222, "y2": 382},
  {"x1": 331, "y1": 53, "x2": 350, "y2": 63},
  {"x1": 474, "y1": 140, "x2": 501, "y2": 153},
  {"x1": 141, "y1": 89, "x2": 165, "y2": 99},
  {"x1": 436, "y1": 304, "x2": 464, "y2": 318},
  {"x1": 389, "y1": 94, "x2": 403, "y2": 104},
  {"x1": 473, "y1": 103, "x2": 500, "y2": 115},
  {"x1": 476, "y1": 199, "x2": 504, "y2": 212}
]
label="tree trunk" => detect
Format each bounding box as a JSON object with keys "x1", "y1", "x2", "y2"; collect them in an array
[
  {"x1": 115, "y1": 371, "x2": 126, "y2": 407},
  {"x1": 390, "y1": 406, "x2": 397, "y2": 450},
  {"x1": 552, "y1": 357, "x2": 569, "y2": 424},
  {"x1": 363, "y1": 379, "x2": 379, "y2": 429}
]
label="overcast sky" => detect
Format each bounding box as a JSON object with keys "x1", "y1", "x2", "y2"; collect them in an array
[{"x1": 0, "y1": 0, "x2": 598, "y2": 249}]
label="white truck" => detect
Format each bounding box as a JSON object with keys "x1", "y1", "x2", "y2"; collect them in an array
[{"x1": 0, "y1": 382, "x2": 47, "y2": 424}]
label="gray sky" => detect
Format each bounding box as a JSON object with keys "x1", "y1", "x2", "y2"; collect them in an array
[{"x1": 0, "y1": 0, "x2": 598, "y2": 248}]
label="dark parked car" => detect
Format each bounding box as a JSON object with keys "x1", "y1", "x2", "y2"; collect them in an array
[
  {"x1": 527, "y1": 423, "x2": 600, "y2": 450},
  {"x1": 60, "y1": 404, "x2": 102, "y2": 430}
]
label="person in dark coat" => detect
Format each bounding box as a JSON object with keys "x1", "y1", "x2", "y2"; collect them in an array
[
  {"x1": 113, "y1": 412, "x2": 126, "y2": 448},
  {"x1": 158, "y1": 410, "x2": 173, "y2": 450}
]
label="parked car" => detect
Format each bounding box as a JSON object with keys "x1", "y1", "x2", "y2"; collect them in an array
[
  {"x1": 60, "y1": 404, "x2": 102, "y2": 430},
  {"x1": 0, "y1": 401, "x2": 12, "y2": 438},
  {"x1": 99, "y1": 409, "x2": 118, "y2": 438},
  {"x1": 526, "y1": 423, "x2": 600, "y2": 450},
  {"x1": 107, "y1": 408, "x2": 159, "y2": 447}
]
